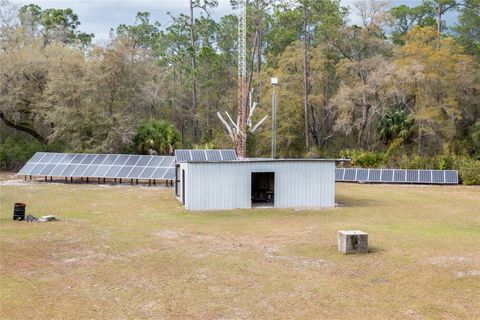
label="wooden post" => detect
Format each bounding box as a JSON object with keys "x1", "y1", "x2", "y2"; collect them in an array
[
  {"x1": 86, "y1": 177, "x2": 89, "y2": 183},
  {"x1": 45, "y1": 176, "x2": 47, "y2": 182},
  {"x1": 70, "y1": 177, "x2": 73, "y2": 182},
  {"x1": 65, "y1": 177, "x2": 68, "y2": 183},
  {"x1": 153, "y1": 179, "x2": 156, "y2": 185},
  {"x1": 136, "y1": 179, "x2": 138, "y2": 185},
  {"x1": 50, "y1": 176, "x2": 52, "y2": 182},
  {"x1": 131, "y1": 179, "x2": 133, "y2": 185},
  {"x1": 119, "y1": 178, "x2": 122, "y2": 184},
  {"x1": 30, "y1": 175, "x2": 32, "y2": 180},
  {"x1": 24, "y1": 175, "x2": 27, "y2": 181},
  {"x1": 114, "y1": 178, "x2": 117, "y2": 184},
  {"x1": 149, "y1": 179, "x2": 151, "y2": 186},
  {"x1": 103, "y1": 178, "x2": 106, "y2": 184},
  {"x1": 98, "y1": 177, "x2": 100, "y2": 183},
  {"x1": 81, "y1": 177, "x2": 83, "y2": 183}
]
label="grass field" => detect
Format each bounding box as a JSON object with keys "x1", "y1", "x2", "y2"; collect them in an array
[{"x1": 1, "y1": 175, "x2": 479, "y2": 319}]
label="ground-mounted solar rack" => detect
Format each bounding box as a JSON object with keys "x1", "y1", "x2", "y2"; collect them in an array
[
  {"x1": 17, "y1": 152, "x2": 176, "y2": 185},
  {"x1": 335, "y1": 168, "x2": 459, "y2": 184}
]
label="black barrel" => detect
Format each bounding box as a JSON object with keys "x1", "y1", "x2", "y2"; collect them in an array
[{"x1": 13, "y1": 203, "x2": 26, "y2": 221}]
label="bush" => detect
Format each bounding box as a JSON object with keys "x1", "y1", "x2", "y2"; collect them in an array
[
  {"x1": 339, "y1": 149, "x2": 385, "y2": 168},
  {"x1": 457, "y1": 158, "x2": 480, "y2": 185},
  {"x1": 0, "y1": 137, "x2": 62, "y2": 170}
]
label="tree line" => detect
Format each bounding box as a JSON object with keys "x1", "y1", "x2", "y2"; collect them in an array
[{"x1": 0, "y1": 0, "x2": 479, "y2": 170}]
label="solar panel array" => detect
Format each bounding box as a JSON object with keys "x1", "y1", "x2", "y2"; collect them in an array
[
  {"x1": 17, "y1": 152, "x2": 176, "y2": 180},
  {"x1": 335, "y1": 168, "x2": 459, "y2": 184},
  {"x1": 174, "y1": 149, "x2": 237, "y2": 163}
]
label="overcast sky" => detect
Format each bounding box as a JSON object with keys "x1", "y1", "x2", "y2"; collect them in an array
[{"x1": 9, "y1": 0, "x2": 458, "y2": 42}]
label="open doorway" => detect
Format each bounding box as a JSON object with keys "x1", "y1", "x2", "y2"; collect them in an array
[{"x1": 251, "y1": 172, "x2": 275, "y2": 207}]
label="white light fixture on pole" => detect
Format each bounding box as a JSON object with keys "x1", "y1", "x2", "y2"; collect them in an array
[{"x1": 271, "y1": 77, "x2": 279, "y2": 159}]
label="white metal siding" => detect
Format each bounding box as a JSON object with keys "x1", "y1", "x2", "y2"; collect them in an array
[{"x1": 182, "y1": 161, "x2": 335, "y2": 210}]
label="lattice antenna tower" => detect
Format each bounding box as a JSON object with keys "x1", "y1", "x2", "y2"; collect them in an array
[{"x1": 236, "y1": 0, "x2": 247, "y2": 158}]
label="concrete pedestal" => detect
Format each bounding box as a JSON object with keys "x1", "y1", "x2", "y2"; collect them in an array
[{"x1": 338, "y1": 230, "x2": 368, "y2": 254}]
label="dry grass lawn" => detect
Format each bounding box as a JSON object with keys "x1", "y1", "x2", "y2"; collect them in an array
[{"x1": 1, "y1": 175, "x2": 479, "y2": 319}]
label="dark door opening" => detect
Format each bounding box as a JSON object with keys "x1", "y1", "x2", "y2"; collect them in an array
[{"x1": 251, "y1": 172, "x2": 275, "y2": 207}]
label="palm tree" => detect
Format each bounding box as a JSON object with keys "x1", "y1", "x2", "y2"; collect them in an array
[
  {"x1": 377, "y1": 110, "x2": 416, "y2": 145},
  {"x1": 133, "y1": 120, "x2": 180, "y2": 155}
]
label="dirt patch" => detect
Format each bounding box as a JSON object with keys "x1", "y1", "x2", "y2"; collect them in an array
[
  {"x1": 453, "y1": 270, "x2": 480, "y2": 278},
  {"x1": 264, "y1": 246, "x2": 330, "y2": 268},
  {"x1": 155, "y1": 230, "x2": 185, "y2": 239}
]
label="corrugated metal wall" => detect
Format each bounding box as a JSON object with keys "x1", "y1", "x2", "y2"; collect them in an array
[{"x1": 182, "y1": 161, "x2": 335, "y2": 210}]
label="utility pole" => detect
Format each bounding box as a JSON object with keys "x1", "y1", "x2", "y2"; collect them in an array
[
  {"x1": 236, "y1": 0, "x2": 247, "y2": 158},
  {"x1": 271, "y1": 77, "x2": 278, "y2": 159}
]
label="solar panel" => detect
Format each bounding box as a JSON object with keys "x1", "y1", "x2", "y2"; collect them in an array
[
  {"x1": 136, "y1": 155, "x2": 151, "y2": 166},
  {"x1": 175, "y1": 150, "x2": 191, "y2": 162},
  {"x1": 164, "y1": 168, "x2": 176, "y2": 180},
  {"x1": 151, "y1": 168, "x2": 166, "y2": 179},
  {"x1": 406, "y1": 170, "x2": 418, "y2": 182},
  {"x1": 80, "y1": 154, "x2": 97, "y2": 165},
  {"x1": 432, "y1": 170, "x2": 444, "y2": 183},
  {"x1": 356, "y1": 169, "x2": 368, "y2": 181},
  {"x1": 93, "y1": 165, "x2": 110, "y2": 177},
  {"x1": 70, "y1": 154, "x2": 86, "y2": 164},
  {"x1": 62, "y1": 165, "x2": 77, "y2": 176},
  {"x1": 335, "y1": 168, "x2": 345, "y2": 181},
  {"x1": 30, "y1": 152, "x2": 47, "y2": 163},
  {"x1": 369, "y1": 169, "x2": 381, "y2": 182},
  {"x1": 18, "y1": 163, "x2": 35, "y2": 175},
  {"x1": 334, "y1": 168, "x2": 458, "y2": 185},
  {"x1": 60, "y1": 154, "x2": 76, "y2": 164},
  {"x1": 419, "y1": 170, "x2": 431, "y2": 183},
  {"x1": 445, "y1": 170, "x2": 459, "y2": 184},
  {"x1": 394, "y1": 170, "x2": 406, "y2": 182},
  {"x1": 174, "y1": 149, "x2": 237, "y2": 163},
  {"x1": 147, "y1": 156, "x2": 162, "y2": 167},
  {"x1": 126, "y1": 155, "x2": 141, "y2": 166},
  {"x1": 91, "y1": 155, "x2": 107, "y2": 165},
  {"x1": 139, "y1": 167, "x2": 156, "y2": 179},
  {"x1": 83, "y1": 165, "x2": 100, "y2": 177},
  {"x1": 40, "y1": 153, "x2": 56, "y2": 163},
  {"x1": 51, "y1": 153, "x2": 66, "y2": 163},
  {"x1": 50, "y1": 164, "x2": 68, "y2": 176},
  {"x1": 221, "y1": 150, "x2": 237, "y2": 160},
  {"x1": 72, "y1": 165, "x2": 88, "y2": 177},
  {"x1": 117, "y1": 166, "x2": 134, "y2": 178},
  {"x1": 127, "y1": 166, "x2": 144, "y2": 178},
  {"x1": 191, "y1": 150, "x2": 207, "y2": 161},
  {"x1": 206, "y1": 150, "x2": 222, "y2": 161},
  {"x1": 343, "y1": 168, "x2": 356, "y2": 181},
  {"x1": 381, "y1": 169, "x2": 393, "y2": 182},
  {"x1": 40, "y1": 164, "x2": 56, "y2": 176},
  {"x1": 104, "y1": 166, "x2": 122, "y2": 178}
]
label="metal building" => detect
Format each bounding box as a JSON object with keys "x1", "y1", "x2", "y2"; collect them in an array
[{"x1": 175, "y1": 159, "x2": 337, "y2": 210}]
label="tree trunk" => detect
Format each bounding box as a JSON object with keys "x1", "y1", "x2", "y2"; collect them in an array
[
  {"x1": 436, "y1": 3, "x2": 442, "y2": 48},
  {"x1": 303, "y1": 3, "x2": 310, "y2": 151},
  {"x1": 310, "y1": 105, "x2": 321, "y2": 147},
  {"x1": 357, "y1": 96, "x2": 369, "y2": 147},
  {"x1": 189, "y1": 0, "x2": 199, "y2": 142}
]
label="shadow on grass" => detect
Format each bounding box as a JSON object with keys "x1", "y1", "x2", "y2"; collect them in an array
[
  {"x1": 336, "y1": 195, "x2": 383, "y2": 208},
  {"x1": 368, "y1": 246, "x2": 385, "y2": 254}
]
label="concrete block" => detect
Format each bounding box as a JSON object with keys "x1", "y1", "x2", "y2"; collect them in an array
[{"x1": 338, "y1": 230, "x2": 368, "y2": 254}]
